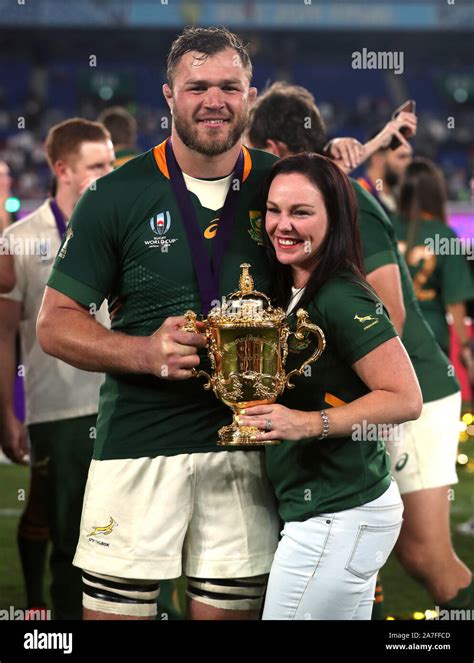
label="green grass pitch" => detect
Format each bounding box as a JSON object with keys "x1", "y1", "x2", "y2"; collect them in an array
[{"x1": 1, "y1": 438, "x2": 473, "y2": 619}]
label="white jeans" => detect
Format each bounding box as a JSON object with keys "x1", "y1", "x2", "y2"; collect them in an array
[{"x1": 262, "y1": 480, "x2": 403, "y2": 620}]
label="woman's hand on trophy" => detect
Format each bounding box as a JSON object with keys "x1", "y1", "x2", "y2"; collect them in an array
[
  {"x1": 238, "y1": 404, "x2": 322, "y2": 442},
  {"x1": 145, "y1": 315, "x2": 207, "y2": 379}
]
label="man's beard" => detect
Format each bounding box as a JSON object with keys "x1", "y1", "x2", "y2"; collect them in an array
[
  {"x1": 172, "y1": 107, "x2": 249, "y2": 157},
  {"x1": 384, "y1": 165, "x2": 399, "y2": 189}
]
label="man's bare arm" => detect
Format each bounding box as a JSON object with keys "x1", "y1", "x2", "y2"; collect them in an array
[
  {"x1": 0, "y1": 298, "x2": 29, "y2": 463},
  {"x1": 0, "y1": 298, "x2": 20, "y2": 415},
  {"x1": 0, "y1": 254, "x2": 15, "y2": 293},
  {"x1": 447, "y1": 301, "x2": 474, "y2": 381},
  {"x1": 36, "y1": 287, "x2": 206, "y2": 378},
  {"x1": 366, "y1": 264, "x2": 406, "y2": 336},
  {"x1": 325, "y1": 110, "x2": 417, "y2": 172}
]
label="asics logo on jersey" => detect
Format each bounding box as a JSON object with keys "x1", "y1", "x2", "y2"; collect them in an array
[
  {"x1": 150, "y1": 211, "x2": 171, "y2": 236},
  {"x1": 204, "y1": 217, "x2": 219, "y2": 239},
  {"x1": 354, "y1": 313, "x2": 379, "y2": 330},
  {"x1": 86, "y1": 516, "x2": 118, "y2": 538},
  {"x1": 204, "y1": 211, "x2": 264, "y2": 242}
]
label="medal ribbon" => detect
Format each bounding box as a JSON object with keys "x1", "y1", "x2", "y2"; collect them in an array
[
  {"x1": 165, "y1": 138, "x2": 244, "y2": 314},
  {"x1": 49, "y1": 199, "x2": 67, "y2": 240}
]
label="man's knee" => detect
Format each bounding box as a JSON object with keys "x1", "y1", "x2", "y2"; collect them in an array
[
  {"x1": 82, "y1": 570, "x2": 160, "y2": 618},
  {"x1": 186, "y1": 575, "x2": 268, "y2": 611}
]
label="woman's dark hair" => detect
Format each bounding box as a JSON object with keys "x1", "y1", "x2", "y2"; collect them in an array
[
  {"x1": 399, "y1": 157, "x2": 448, "y2": 251},
  {"x1": 261, "y1": 152, "x2": 367, "y2": 310},
  {"x1": 399, "y1": 158, "x2": 447, "y2": 224}
]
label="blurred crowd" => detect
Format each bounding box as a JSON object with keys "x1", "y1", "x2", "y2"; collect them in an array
[{"x1": 0, "y1": 82, "x2": 472, "y2": 204}]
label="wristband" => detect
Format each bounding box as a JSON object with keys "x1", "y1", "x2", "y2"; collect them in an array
[{"x1": 316, "y1": 410, "x2": 330, "y2": 439}]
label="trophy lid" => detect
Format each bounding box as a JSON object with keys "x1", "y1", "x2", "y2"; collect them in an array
[{"x1": 208, "y1": 263, "x2": 286, "y2": 326}]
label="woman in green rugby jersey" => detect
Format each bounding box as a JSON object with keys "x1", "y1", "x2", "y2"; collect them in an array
[
  {"x1": 393, "y1": 158, "x2": 474, "y2": 377},
  {"x1": 239, "y1": 153, "x2": 423, "y2": 619}
]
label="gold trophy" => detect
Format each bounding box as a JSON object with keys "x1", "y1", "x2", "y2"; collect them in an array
[{"x1": 183, "y1": 263, "x2": 326, "y2": 446}]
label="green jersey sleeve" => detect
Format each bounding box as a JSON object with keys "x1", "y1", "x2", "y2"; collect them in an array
[
  {"x1": 47, "y1": 181, "x2": 120, "y2": 308},
  {"x1": 439, "y1": 227, "x2": 474, "y2": 305},
  {"x1": 351, "y1": 180, "x2": 398, "y2": 273},
  {"x1": 316, "y1": 276, "x2": 398, "y2": 365}
]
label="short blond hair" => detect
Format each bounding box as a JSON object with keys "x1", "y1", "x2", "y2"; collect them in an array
[{"x1": 44, "y1": 118, "x2": 111, "y2": 170}]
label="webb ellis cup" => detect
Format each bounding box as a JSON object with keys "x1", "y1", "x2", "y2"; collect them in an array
[{"x1": 183, "y1": 264, "x2": 326, "y2": 446}]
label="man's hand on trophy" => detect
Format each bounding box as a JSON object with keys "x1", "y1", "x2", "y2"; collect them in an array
[
  {"x1": 145, "y1": 315, "x2": 207, "y2": 379},
  {"x1": 238, "y1": 404, "x2": 322, "y2": 442}
]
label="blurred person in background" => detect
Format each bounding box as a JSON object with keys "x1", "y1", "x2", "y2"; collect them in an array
[
  {"x1": 456, "y1": 173, "x2": 474, "y2": 538},
  {"x1": 393, "y1": 158, "x2": 474, "y2": 375},
  {"x1": 245, "y1": 82, "x2": 365, "y2": 173},
  {"x1": 0, "y1": 118, "x2": 114, "y2": 619},
  {"x1": 0, "y1": 161, "x2": 16, "y2": 292},
  {"x1": 97, "y1": 106, "x2": 139, "y2": 168},
  {"x1": 358, "y1": 123, "x2": 416, "y2": 218},
  {"x1": 247, "y1": 83, "x2": 474, "y2": 618},
  {"x1": 0, "y1": 160, "x2": 16, "y2": 233}
]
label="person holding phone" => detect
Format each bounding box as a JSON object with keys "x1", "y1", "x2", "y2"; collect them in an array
[{"x1": 357, "y1": 101, "x2": 417, "y2": 217}]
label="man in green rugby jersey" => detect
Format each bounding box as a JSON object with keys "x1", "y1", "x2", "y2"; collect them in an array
[
  {"x1": 247, "y1": 82, "x2": 474, "y2": 617},
  {"x1": 37, "y1": 27, "x2": 280, "y2": 621}
]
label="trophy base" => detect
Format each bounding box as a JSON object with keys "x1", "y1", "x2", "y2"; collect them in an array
[{"x1": 217, "y1": 423, "x2": 281, "y2": 446}]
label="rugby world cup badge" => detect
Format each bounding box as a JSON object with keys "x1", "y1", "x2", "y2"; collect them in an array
[
  {"x1": 150, "y1": 211, "x2": 171, "y2": 236},
  {"x1": 145, "y1": 211, "x2": 178, "y2": 251}
]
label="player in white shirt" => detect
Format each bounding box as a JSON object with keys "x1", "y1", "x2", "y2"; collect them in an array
[{"x1": 0, "y1": 118, "x2": 114, "y2": 618}]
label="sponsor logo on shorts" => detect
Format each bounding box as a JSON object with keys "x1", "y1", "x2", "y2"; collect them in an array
[
  {"x1": 395, "y1": 452, "x2": 409, "y2": 471},
  {"x1": 354, "y1": 313, "x2": 379, "y2": 330},
  {"x1": 86, "y1": 516, "x2": 118, "y2": 547}
]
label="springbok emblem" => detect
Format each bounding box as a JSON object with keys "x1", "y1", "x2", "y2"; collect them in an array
[{"x1": 87, "y1": 516, "x2": 118, "y2": 538}]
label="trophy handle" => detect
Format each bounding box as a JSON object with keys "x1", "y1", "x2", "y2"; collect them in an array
[
  {"x1": 181, "y1": 310, "x2": 213, "y2": 388},
  {"x1": 285, "y1": 308, "x2": 326, "y2": 389}
]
